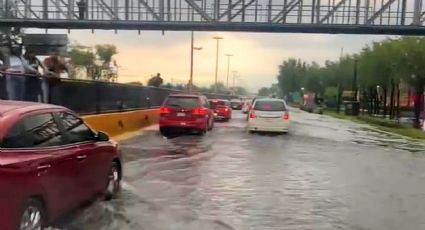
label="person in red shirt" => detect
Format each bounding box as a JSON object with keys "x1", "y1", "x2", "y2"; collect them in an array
[{"x1": 40, "y1": 54, "x2": 68, "y2": 102}]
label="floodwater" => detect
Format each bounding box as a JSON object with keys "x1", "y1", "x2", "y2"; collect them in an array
[{"x1": 57, "y1": 109, "x2": 425, "y2": 230}]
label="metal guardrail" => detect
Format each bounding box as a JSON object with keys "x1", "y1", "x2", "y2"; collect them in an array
[{"x1": 0, "y1": 73, "x2": 236, "y2": 114}]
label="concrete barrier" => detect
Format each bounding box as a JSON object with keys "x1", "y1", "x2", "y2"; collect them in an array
[{"x1": 82, "y1": 109, "x2": 159, "y2": 139}]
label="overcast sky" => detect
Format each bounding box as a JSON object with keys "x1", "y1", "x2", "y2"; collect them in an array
[
  {"x1": 29, "y1": 29, "x2": 395, "y2": 92},
  {"x1": 23, "y1": 0, "x2": 414, "y2": 92}
]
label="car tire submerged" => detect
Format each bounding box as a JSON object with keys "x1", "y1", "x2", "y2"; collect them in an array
[
  {"x1": 104, "y1": 161, "x2": 121, "y2": 200},
  {"x1": 19, "y1": 198, "x2": 46, "y2": 230}
]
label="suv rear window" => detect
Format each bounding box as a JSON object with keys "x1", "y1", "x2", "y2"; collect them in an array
[
  {"x1": 254, "y1": 101, "x2": 286, "y2": 111},
  {"x1": 165, "y1": 96, "x2": 199, "y2": 109},
  {"x1": 209, "y1": 100, "x2": 227, "y2": 109}
]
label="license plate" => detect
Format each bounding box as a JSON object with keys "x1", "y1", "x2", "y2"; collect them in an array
[
  {"x1": 177, "y1": 112, "x2": 186, "y2": 117},
  {"x1": 180, "y1": 122, "x2": 187, "y2": 126},
  {"x1": 214, "y1": 113, "x2": 218, "y2": 116}
]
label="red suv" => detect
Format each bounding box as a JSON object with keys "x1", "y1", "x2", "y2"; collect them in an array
[
  {"x1": 0, "y1": 100, "x2": 122, "y2": 230},
  {"x1": 209, "y1": 99, "x2": 232, "y2": 121},
  {"x1": 159, "y1": 94, "x2": 214, "y2": 135}
]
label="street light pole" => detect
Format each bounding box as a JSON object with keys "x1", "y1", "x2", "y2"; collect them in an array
[
  {"x1": 213, "y1": 36, "x2": 223, "y2": 93},
  {"x1": 189, "y1": 31, "x2": 194, "y2": 93},
  {"x1": 225, "y1": 54, "x2": 233, "y2": 89},
  {"x1": 189, "y1": 31, "x2": 202, "y2": 93}
]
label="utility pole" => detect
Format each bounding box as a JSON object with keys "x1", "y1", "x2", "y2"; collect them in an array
[
  {"x1": 213, "y1": 36, "x2": 223, "y2": 93},
  {"x1": 232, "y1": 70, "x2": 238, "y2": 95},
  {"x1": 225, "y1": 54, "x2": 233, "y2": 89},
  {"x1": 352, "y1": 59, "x2": 358, "y2": 101}
]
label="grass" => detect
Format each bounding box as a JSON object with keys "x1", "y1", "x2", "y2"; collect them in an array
[{"x1": 323, "y1": 110, "x2": 425, "y2": 140}]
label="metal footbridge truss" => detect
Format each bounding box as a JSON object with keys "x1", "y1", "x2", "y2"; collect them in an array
[{"x1": 1, "y1": 0, "x2": 425, "y2": 34}]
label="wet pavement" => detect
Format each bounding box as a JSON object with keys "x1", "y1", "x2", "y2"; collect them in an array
[{"x1": 59, "y1": 109, "x2": 425, "y2": 230}]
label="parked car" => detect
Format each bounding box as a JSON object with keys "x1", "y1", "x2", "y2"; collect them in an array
[
  {"x1": 247, "y1": 98, "x2": 290, "y2": 133},
  {"x1": 209, "y1": 99, "x2": 232, "y2": 121},
  {"x1": 159, "y1": 94, "x2": 214, "y2": 135},
  {"x1": 230, "y1": 99, "x2": 242, "y2": 110},
  {"x1": 0, "y1": 100, "x2": 122, "y2": 230}
]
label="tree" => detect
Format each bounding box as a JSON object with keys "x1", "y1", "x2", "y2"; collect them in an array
[
  {"x1": 209, "y1": 82, "x2": 229, "y2": 94},
  {"x1": 258, "y1": 87, "x2": 270, "y2": 96},
  {"x1": 69, "y1": 46, "x2": 96, "y2": 79},
  {"x1": 233, "y1": 86, "x2": 248, "y2": 95},
  {"x1": 258, "y1": 84, "x2": 280, "y2": 97},
  {"x1": 95, "y1": 44, "x2": 117, "y2": 65},
  {"x1": 147, "y1": 73, "x2": 164, "y2": 87},
  {"x1": 69, "y1": 44, "x2": 118, "y2": 81},
  {"x1": 396, "y1": 37, "x2": 425, "y2": 127},
  {"x1": 277, "y1": 59, "x2": 306, "y2": 96},
  {"x1": 69, "y1": 46, "x2": 95, "y2": 67}
]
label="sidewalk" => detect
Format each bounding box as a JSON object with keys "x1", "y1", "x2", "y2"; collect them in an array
[{"x1": 324, "y1": 110, "x2": 425, "y2": 140}]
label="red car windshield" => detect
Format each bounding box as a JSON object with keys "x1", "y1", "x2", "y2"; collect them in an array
[
  {"x1": 165, "y1": 96, "x2": 199, "y2": 109},
  {"x1": 209, "y1": 101, "x2": 227, "y2": 109}
]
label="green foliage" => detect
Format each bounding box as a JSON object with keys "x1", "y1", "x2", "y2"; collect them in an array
[
  {"x1": 258, "y1": 87, "x2": 270, "y2": 96},
  {"x1": 147, "y1": 73, "x2": 164, "y2": 87},
  {"x1": 69, "y1": 44, "x2": 118, "y2": 81},
  {"x1": 95, "y1": 44, "x2": 118, "y2": 64},
  {"x1": 69, "y1": 47, "x2": 95, "y2": 67},
  {"x1": 258, "y1": 84, "x2": 280, "y2": 97},
  {"x1": 233, "y1": 86, "x2": 248, "y2": 95},
  {"x1": 277, "y1": 37, "x2": 425, "y2": 95},
  {"x1": 324, "y1": 87, "x2": 338, "y2": 98}
]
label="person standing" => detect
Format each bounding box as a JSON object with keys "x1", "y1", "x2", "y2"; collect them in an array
[
  {"x1": 23, "y1": 50, "x2": 43, "y2": 102},
  {"x1": 77, "y1": 0, "x2": 87, "y2": 20},
  {"x1": 42, "y1": 54, "x2": 68, "y2": 103},
  {"x1": 5, "y1": 45, "x2": 38, "y2": 101}
]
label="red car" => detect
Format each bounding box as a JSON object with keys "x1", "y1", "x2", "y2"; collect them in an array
[
  {"x1": 209, "y1": 99, "x2": 232, "y2": 121},
  {"x1": 0, "y1": 100, "x2": 122, "y2": 230},
  {"x1": 159, "y1": 94, "x2": 214, "y2": 135}
]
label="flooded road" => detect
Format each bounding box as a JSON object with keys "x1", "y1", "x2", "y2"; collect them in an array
[{"x1": 60, "y1": 109, "x2": 425, "y2": 230}]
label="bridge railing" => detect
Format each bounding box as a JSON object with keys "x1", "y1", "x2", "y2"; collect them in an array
[
  {"x1": 0, "y1": 73, "x2": 235, "y2": 114},
  {"x1": 3, "y1": 0, "x2": 422, "y2": 27}
]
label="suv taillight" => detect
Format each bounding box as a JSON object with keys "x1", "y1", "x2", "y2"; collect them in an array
[
  {"x1": 282, "y1": 112, "x2": 289, "y2": 120},
  {"x1": 249, "y1": 111, "x2": 256, "y2": 119},
  {"x1": 192, "y1": 107, "x2": 207, "y2": 115},
  {"x1": 159, "y1": 106, "x2": 170, "y2": 114}
]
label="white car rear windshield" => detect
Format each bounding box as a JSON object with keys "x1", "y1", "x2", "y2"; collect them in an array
[
  {"x1": 254, "y1": 101, "x2": 286, "y2": 111},
  {"x1": 165, "y1": 97, "x2": 199, "y2": 109}
]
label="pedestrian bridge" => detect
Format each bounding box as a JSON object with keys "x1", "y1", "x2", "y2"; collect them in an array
[{"x1": 1, "y1": 0, "x2": 425, "y2": 35}]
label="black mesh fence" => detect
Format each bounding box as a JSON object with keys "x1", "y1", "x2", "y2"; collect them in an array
[{"x1": 0, "y1": 74, "x2": 236, "y2": 114}]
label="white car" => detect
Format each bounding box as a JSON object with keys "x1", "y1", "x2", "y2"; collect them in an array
[{"x1": 247, "y1": 98, "x2": 290, "y2": 133}]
